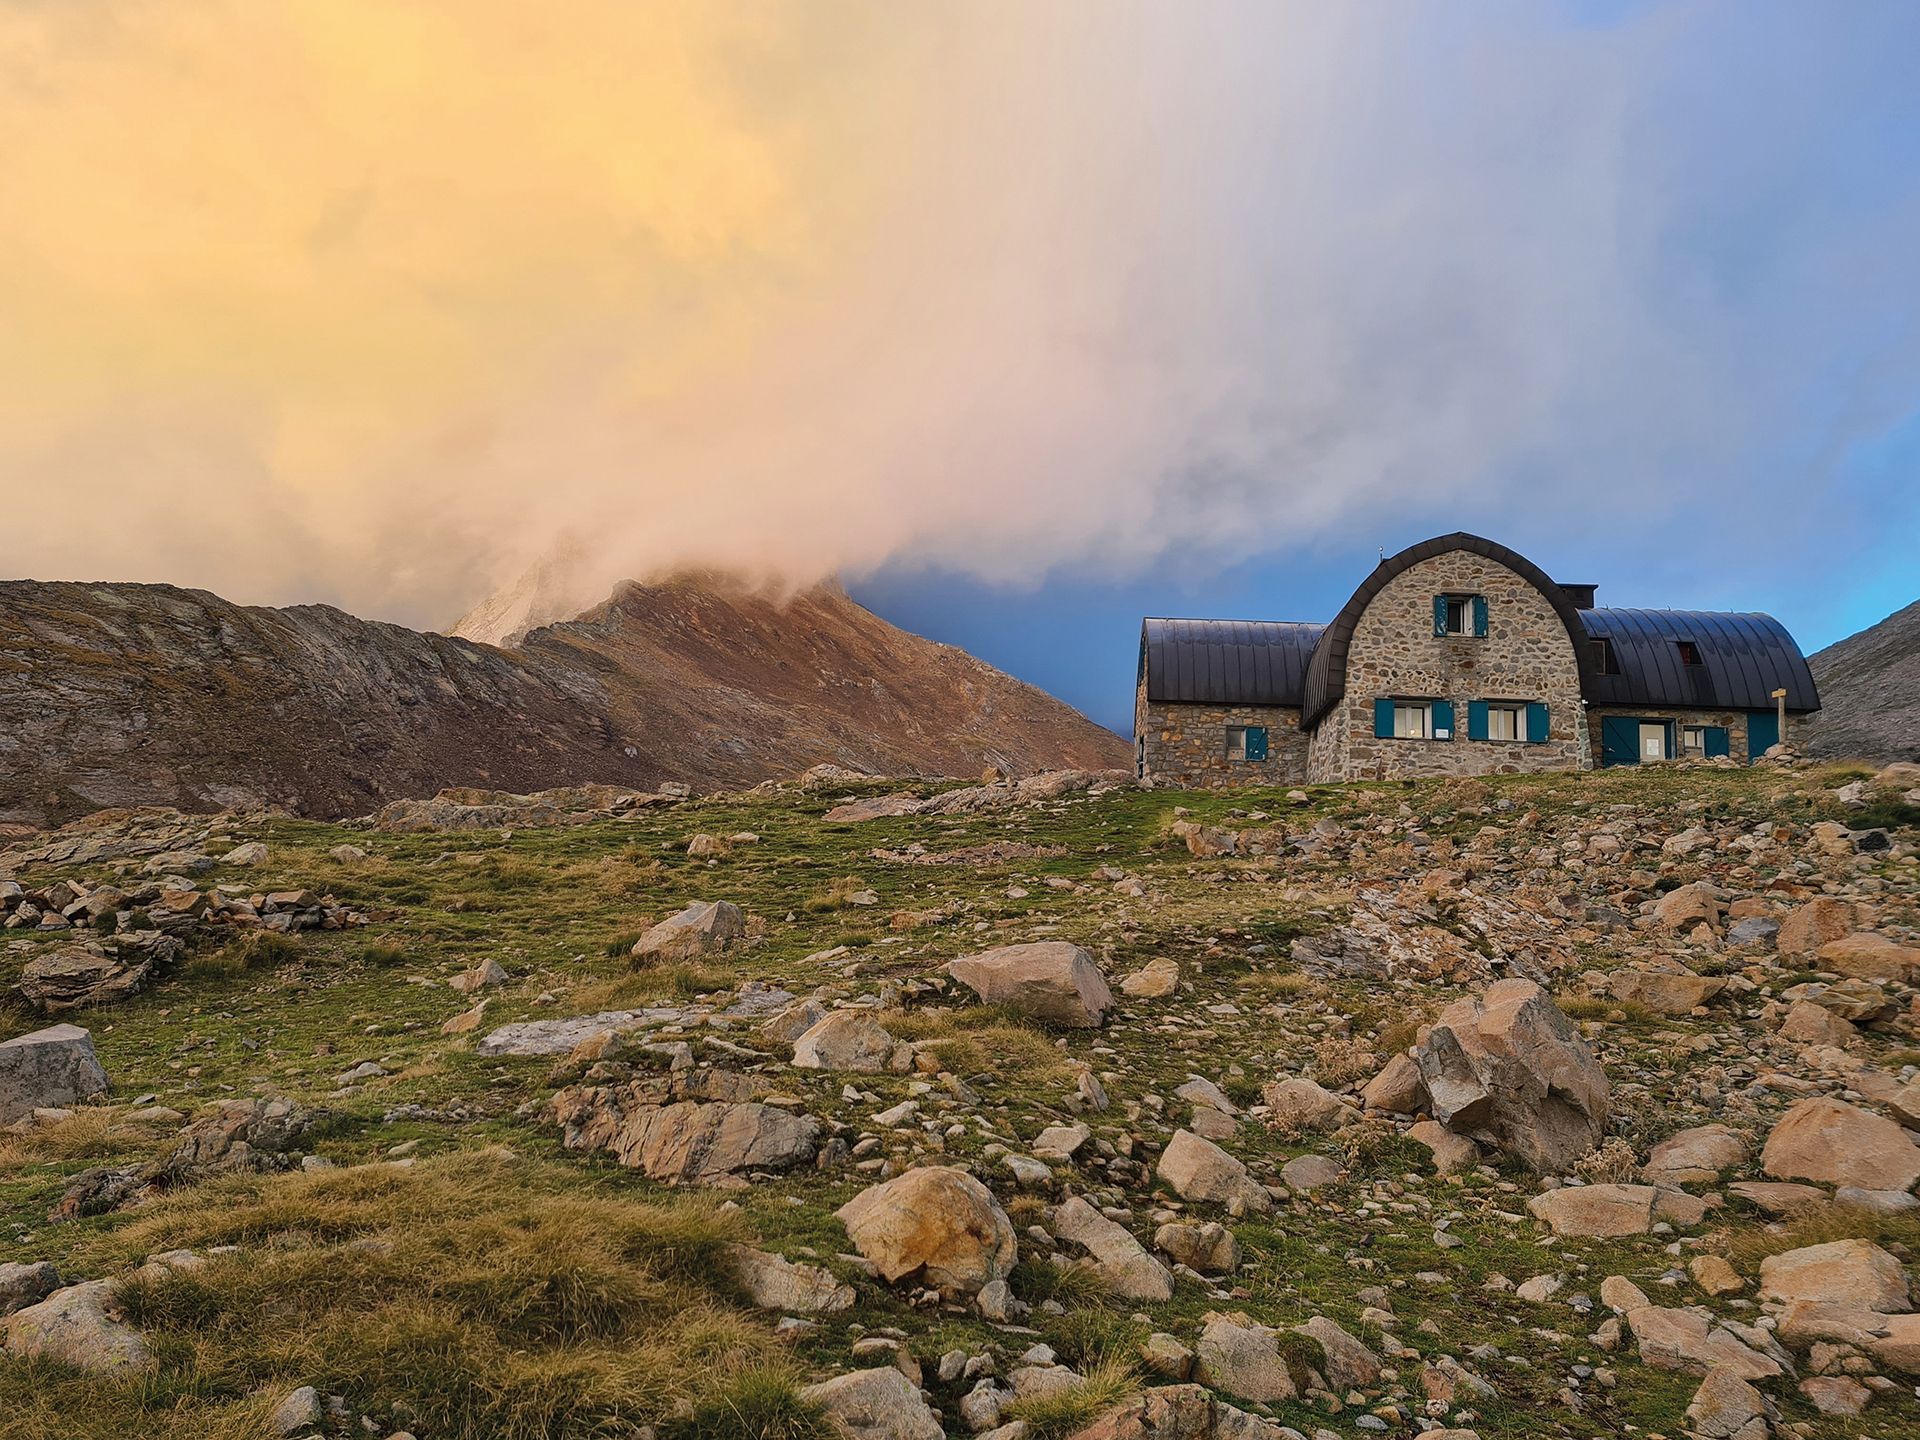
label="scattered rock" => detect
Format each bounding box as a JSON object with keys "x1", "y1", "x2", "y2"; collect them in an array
[
  {"x1": 1758, "y1": 1239, "x2": 1909, "y2": 1312},
  {"x1": 792, "y1": 1011, "x2": 911, "y2": 1073},
  {"x1": 730, "y1": 1245, "x2": 856, "y2": 1314},
  {"x1": 801, "y1": 1367, "x2": 943, "y2": 1440},
  {"x1": 1049, "y1": 1196, "x2": 1174, "y2": 1301},
  {"x1": 947, "y1": 942, "x2": 1114, "y2": 1027},
  {"x1": 1761, "y1": 1096, "x2": 1920, "y2": 1192},
  {"x1": 1157, "y1": 1130, "x2": 1271, "y2": 1214},
  {"x1": 1, "y1": 1279, "x2": 152, "y2": 1374},
  {"x1": 835, "y1": 1166, "x2": 1017, "y2": 1300},
  {"x1": 0, "y1": 1024, "x2": 109, "y2": 1125},
  {"x1": 632, "y1": 900, "x2": 745, "y2": 961},
  {"x1": 1412, "y1": 979, "x2": 1610, "y2": 1171}
]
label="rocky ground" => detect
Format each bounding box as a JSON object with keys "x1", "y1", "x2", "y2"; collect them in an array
[{"x1": 0, "y1": 759, "x2": 1917, "y2": 1440}]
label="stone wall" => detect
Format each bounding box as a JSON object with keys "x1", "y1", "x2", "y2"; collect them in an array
[
  {"x1": 1309, "y1": 550, "x2": 1591, "y2": 783},
  {"x1": 1587, "y1": 706, "x2": 1775, "y2": 767},
  {"x1": 1134, "y1": 682, "x2": 1309, "y2": 787}
]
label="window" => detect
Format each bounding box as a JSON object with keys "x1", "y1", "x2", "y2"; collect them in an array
[
  {"x1": 1376, "y1": 697, "x2": 1452, "y2": 739},
  {"x1": 1434, "y1": 593, "x2": 1486, "y2": 637},
  {"x1": 1682, "y1": 725, "x2": 1708, "y2": 756},
  {"x1": 1226, "y1": 725, "x2": 1268, "y2": 762},
  {"x1": 1486, "y1": 703, "x2": 1523, "y2": 741},
  {"x1": 1639, "y1": 722, "x2": 1670, "y2": 761},
  {"x1": 1591, "y1": 637, "x2": 1620, "y2": 675},
  {"x1": 1676, "y1": 640, "x2": 1702, "y2": 667}
]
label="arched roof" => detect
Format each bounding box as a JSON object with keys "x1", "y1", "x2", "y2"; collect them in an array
[
  {"x1": 1139, "y1": 618, "x2": 1324, "y2": 707},
  {"x1": 1581, "y1": 607, "x2": 1820, "y2": 712},
  {"x1": 1300, "y1": 532, "x2": 1593, "y2": 725}
]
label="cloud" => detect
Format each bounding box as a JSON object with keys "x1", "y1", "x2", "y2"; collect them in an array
[{"x1": 1, "y1": 1, "x2": 1915, "y2": 628}]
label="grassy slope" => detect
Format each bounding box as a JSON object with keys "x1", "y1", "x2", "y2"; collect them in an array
[{"x1": 0, "y1": 763, "x2": 1913, "y2": 1439}]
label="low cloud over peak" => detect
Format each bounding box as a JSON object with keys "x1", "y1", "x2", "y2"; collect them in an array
[{"x1": 1, "y1": 2, "x2": 1915, "y2": 631}]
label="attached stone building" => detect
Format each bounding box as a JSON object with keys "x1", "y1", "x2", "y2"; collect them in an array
[{"x1": 1135, "y1": 533, "x2": 1820, "y2": 788}]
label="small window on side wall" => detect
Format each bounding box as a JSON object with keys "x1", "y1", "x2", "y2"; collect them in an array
[
  {"x1": 1486, "y1": 703, "x2": 1522, "y2": 741},
  {"x1": 1393, "y1": 702, "x2": 1431, "y2": 739},
  {"x1": 1226, "y1": 725, "x2": 1269, "y2": 762},
  {"x1": 1682, "y1": 725, "x2": 1708, "y2": 756}
]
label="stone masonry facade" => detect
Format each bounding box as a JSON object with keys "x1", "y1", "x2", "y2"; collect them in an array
[
  {"x1": 1134, "y1": 681, "x2": 1308, "y2": 789},
  {"x1": 1308, "y1": 551, "x2": 1591, "y2": 783},
  {"x1": 1585, "y1": 706, "x2": 1772, "y2": 768}
]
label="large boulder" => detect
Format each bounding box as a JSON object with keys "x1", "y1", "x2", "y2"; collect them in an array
[
  {"x1": 801, "y1": 1368, "x2": 942, "y2": 1440},
  {"x1": 1259, "y1": 1077, "x2": 1359, "y2": 1134},
  {"x1": 1156, "y1": 1130, "x2": 1271, "y2": 1213},
  {"x1": 1625, "y1": 1305, "x2": 1785, "y2": 1380},
  {"x1": 1359, "y1": 1052, "x2": 1426, "y2": 1114},
  {"x1": 1685, "y1": 1368, "x2": 1776, "y2": 1440},
  {"x1": 1411, "y1": 980, "x2": 1609, "y2": 1172},
  {"x1": 1761, "y1": 1096, "x2": 1920, "y2": 1192},
  {"x1": 1642, "y1": 1125, "x2": 1749, "y2": 1187},
  {"x1": 631, "y1": 900, "x2": 745, "y2": 961},
  {"x1": 791, "y1": 1012, "x2": 910, "y2": 1073},
  {"x1": 1776, "y1": 898, "x2": 1855, "y2": 957},
  {"x1": 1818, "y1": 933, "x2": 1920, "y2": 983},
  {"x1": 1049, "y1": 1196, "x2": 1174, "y2": 1301},
  {"x1": 0, "y1": 1024, "x2": 109, "y2": 1125},
  {"x1": 15, "y1": 947, "x2": 160, "y2": 1013},
  {"x1": 946, "y1": 942, "x2": 1114, "y2": 1027},
  {"x1": 549, "y1": 1070, "x2": 820, "y2": 1184},
  {"x1": 835, "y1": 1166, "x2": 1017, "y2": 1299},
  {"x1": 1527, "y1": 1183, "x2": 1705, "y2": 1237},
  {"x1": 1, "y1": 1280, "x2": 151, "y2": 1374},
  {"x1": 1193, "y1": 1312, "x2": 1296, "y2": 1403},
  {"x1": 1062, "y1": 1385, "x2": 1218, "y2": 1440},
  {"x1": 1759, "y1": 1240, "x2": 1910, "y2": 1312},
  {"x1": 728, "y1": 1245, "x2": 855, "y2": 1314}
]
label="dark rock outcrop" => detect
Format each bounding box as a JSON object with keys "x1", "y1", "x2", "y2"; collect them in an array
[{"x1": 0, "y1": 574, "x2": 1129, "y2": 823}]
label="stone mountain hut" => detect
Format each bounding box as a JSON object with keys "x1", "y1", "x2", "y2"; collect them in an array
[{"x1": 1134, "y1": 532, "x2": 1821, "y2": 787}]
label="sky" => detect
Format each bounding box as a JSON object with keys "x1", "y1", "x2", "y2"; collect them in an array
[{"x1": 1, "y1": 1, "x2": 1916, "y2": 735}]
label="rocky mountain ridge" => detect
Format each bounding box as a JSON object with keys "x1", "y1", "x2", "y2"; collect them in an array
[
  {"x1": 0, "y1": 573, "x2": 1127, "y2": 824},
  {"x1": 1802, "y1": 599, "x2": 1920, "y2": 764}
]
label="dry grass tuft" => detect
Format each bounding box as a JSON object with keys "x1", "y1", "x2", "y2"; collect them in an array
[
  {"x1": 0, "y1": 1151, "x2": 786, "y2": 1440},
  {"x1": 1724, "y1": 1203, "x2": 1920, "y2": 1270},
  {"x1": 0, "y1": 1107, "x2": 154, "y2": 1176},
  {"x1": 885, "y1": 1007, "x2": 1071, "y2": 1085},
  {"x1": 1004, "y1": 1356, "x2": 1137, "y2": 1439}
]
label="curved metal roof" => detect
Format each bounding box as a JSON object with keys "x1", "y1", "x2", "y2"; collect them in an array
[
  {"x1": 1140, "y1": 618, "x2": 1325, "y2": 707},
  {"x1": 1301, "y1": 532, "x2": 1595, "y2": 725},
  {"x1": 1580, "y1": 608, "x2": 1820, "y2": 713}
]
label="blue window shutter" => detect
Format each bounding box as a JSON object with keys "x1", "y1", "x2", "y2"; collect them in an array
[
  {"x1": 1704, "y1": 725, "x2": 1730, "y2": 759},
  {"x1": 1374, "y1": 698, "x2": 1395, "y2": 738},
  {"x1": 1526, "y1": 701, "x2": 1550, "y2": 743},
  {"x1": 1467, "y1": 701, "x2": 1488, "y2": 741},
  {"x1": 1601, "y1": 715, "x2": 1639, "y2": 766},
  {"x1": 1246, "y1": 726, "x2": 1269, "y2": 761},
  {"x1": 1472, "y1": 595, "x2": 1489, "y2": 637},
  {"x1": 1432, "y1": 699, "x2": 1455, "y2": 738},
  {"x1": 1432, "y1": 595, "x2": 1448, "y2": 637}
]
